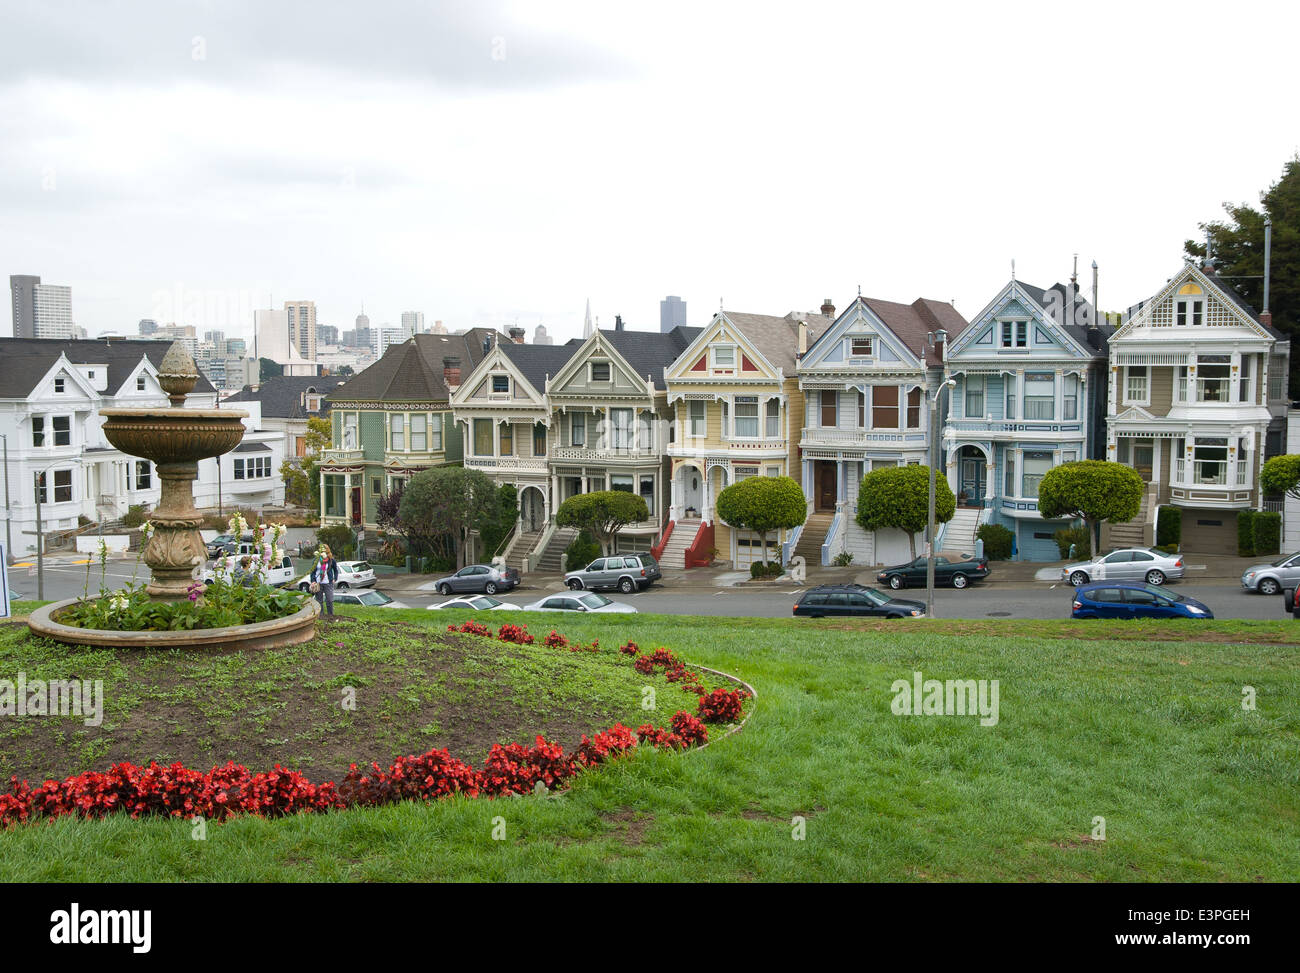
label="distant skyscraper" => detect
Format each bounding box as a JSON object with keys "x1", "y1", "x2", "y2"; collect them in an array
[
  {"x1": 10, "y1": 275, "x2": 73, "y2": 339},
  {"x1": 401, "y1": 311, "x2": 425, "y2": 335},
  {"x1": 10, "y1": 275, "x2": 39, "y2": 338},
  {"x1": 137, "y1": 319, "x2": 159, "y2": 335},
  {"x1": 355, "y1": 308, "x2": 369, "y2": 330},
  {"x1": 660, "y1": 295, "x2": 686, "y2": 333},
  {"x1": 318, "y1": 323, "x2": 339, "y2": 345},
  {"x1": 534, "y1": 324, "x2": 552, "y2": 345},
  {"x1": 284, "y1": 300, "x2": 317, "y2": 362},
  {"x1": 432, "y1": 319, "x2": 447, "y2": 334},
  {"x1": 583, "y1": 299, "x2": 594, "y2": 339}
]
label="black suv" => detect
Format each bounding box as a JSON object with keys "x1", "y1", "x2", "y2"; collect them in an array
[{"x1": 793, "y1": 584, "x2": 926, "y2": 619}]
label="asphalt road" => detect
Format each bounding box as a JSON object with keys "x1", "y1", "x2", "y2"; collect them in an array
[{"x1": 12, "y1": 558, "x2": 1291, "y2": 622}]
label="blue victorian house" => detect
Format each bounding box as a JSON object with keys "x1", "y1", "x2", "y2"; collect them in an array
[{"x1": 940, "y1": 278, "x2": 1111, "y2": 561}]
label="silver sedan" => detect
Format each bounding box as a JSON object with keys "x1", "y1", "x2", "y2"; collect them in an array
[
  {"x1": 522, "y1": 592, "x2": 637, "y2": 613},
  {"x1": 1062, "y1": 548, "x2": 1185, "y2": 587}
]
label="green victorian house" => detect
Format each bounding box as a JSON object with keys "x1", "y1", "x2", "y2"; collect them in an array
[{"x1": 318, "y1": 328, "x2": 498, "y2": 529}]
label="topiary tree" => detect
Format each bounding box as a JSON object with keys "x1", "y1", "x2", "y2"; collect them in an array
[
  {"x1": 714, "y1": 476, "x2": 807, "y2": 567},
  {"x1": 555, "y1": 491, "x2": 649, "y2": 556},
  {"x1": 855, "y1": 465, "x2": 954, "y2": 559},
  {"x1": 398, "y1": 466, "x2": 499, "y2": 568},
  {"x1": 1037, "y1": 460, "x2": 1143, "y2": 554},
  {"x1": 1260, "y1": 454, "x2": 1300, "y2": 500}
]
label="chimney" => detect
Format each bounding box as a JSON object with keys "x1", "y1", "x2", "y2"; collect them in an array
[
  {"x1": 442, "y1": 356, "x2": 461, "y2": 390},
  {"x1": 797, "y1": 320, "x2": 808, "y2": 356},
  {"x1": 821, "y1": 297, "x2": 835, "y2": 318},
  {"x1": 508, "y1": 326, "x2": 525, "y2": 344},
  {"x1": 1261, "y1": 217, "x2": 1273, "y2": 325},
  {"x1": 614, "y1": 314, "x2": 625, "y2": 331}
]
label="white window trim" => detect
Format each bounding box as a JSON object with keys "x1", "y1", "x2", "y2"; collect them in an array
[
  {"x1": 588, "y1": 360, "x2": 612, "y2": 383},
  {"x1": 847, "y1": 335, "x2": 874, "y2": 359},
  {"x1": 711, "y1": 345, "x2": 737, "y2": 370},
  {"x1": 1123, "y1": 366, "x2": 1150, "y2": 406}
]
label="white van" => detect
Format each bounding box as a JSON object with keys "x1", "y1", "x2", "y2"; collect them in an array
[{"x1": 201, "y1": 553, "x2": 297, "y2": 588}]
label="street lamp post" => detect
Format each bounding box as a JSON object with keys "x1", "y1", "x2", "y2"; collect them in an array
[
  {"x1": 927, "y1": 377, "x2": 956, "y2": 618},
  {"x1": 0, "y1": 434, "x2": 11, "y2": 565},
  {"x1": 34, "y1": 471, "x2": 45, "y2": 601}
]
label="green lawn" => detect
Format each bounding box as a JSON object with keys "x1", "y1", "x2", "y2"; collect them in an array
[{"x1": 1, "y1": 604, "x2": 1298, "y2": 882}]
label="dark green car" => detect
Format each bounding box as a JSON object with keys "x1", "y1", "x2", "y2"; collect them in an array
[{"x1": 876, "y1": 554, "x2": 990, "y2": 590}]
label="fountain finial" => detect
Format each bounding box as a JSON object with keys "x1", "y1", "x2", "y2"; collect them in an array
[{"x1": 157, "y1": 341, "x2": 200, "y2": 407}]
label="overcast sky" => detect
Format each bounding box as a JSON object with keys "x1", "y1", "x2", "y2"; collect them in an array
[{"x1": 3, "y1": 0, "x2": 1297, "y2": 344}]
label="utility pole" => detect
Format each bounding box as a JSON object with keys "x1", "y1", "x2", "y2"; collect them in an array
[
  {"x1": 35, "y1": 472, "x2": 44, "y2": 601},
  {"x1": 927, "y1": 377, "x2": 956, "y2": 618},
  {"x1": 1, "y1": 434, "x2": 10, "y2": 566}
]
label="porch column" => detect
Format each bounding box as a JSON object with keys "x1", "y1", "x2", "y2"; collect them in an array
[
  {"x1": 836, "y1": 461, "x2": 846, "y2": 510},
  {"x1": 945, "y1": 448, "x2": 957, "y2": 493},
  {"x1": 343, "y1": 474, "x2": 353, "y2": 524},
  {"x1": 985, "y1": 453, "x2": 996, "y2": 506}
]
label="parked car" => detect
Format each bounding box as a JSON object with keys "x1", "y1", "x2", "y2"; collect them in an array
[
  {"x1": 332, "y1": 589, "x2": 406, "y2": 609},
  {"x1": 564, "y1": 554, "x2": 661, "y2": 593},
  {"x1": 877, "y1": 553, "x2": 990, "y2": 590},
  {"x1": 1070, "y1": 582, "x2": 1212, "y2": 619},
  {"x1": 292, "y1": 560, "x2": 376, "y2": 590},
  {"x1": 522, "y1": 592, "x2": 637, "y2": 613},
  {"x1": 793, "y1": 584, "x2": 926, "y2": 618},
  {"x1": 205, "y1": 533, "x2": 241, "y2": 557},
  {"x1": 1062, "y1": 548, "x2": 1184, "y2": 587},
  {"x1": 427, "y1": 595, "x2": 515, "y2": 611},
  {"x1": 1279, "y1": 585, "x2": 1300, "y2": 617},
  {"x1": 430, "y1": 563, "x2": 520, "y2": 596},
  {"x1": 1241, "y1": 552, "x2": 1300, "y2": 595},
  {"x1": 203, "y1": 553, "x2": 297, "y2": 587}
]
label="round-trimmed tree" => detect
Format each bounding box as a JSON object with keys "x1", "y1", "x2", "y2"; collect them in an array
[
  {"x1": 1260, "y1": 454, "x2": 1300, "y2": 500},
  {"x1": 855, "y1": 465, "x2": 954, "y2": 559},
  {"x1": 714, "y1": 475, "x2": 807, "y2": 567},
  {"x1": 555, "y1": 490, "x2": 650, "y2": 557},
  {"x1": 398, "y1": 466, "x2": 499, "y2": 568},
  {"x1": 1036, "y1": 460, "x2": 1143, "y2": 553}
]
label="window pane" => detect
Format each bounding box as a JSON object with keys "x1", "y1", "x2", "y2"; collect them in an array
[{"x1": 871, "y1": 385, "x2": 899, "y2": 428}]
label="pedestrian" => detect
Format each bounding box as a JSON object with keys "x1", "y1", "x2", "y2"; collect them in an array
[{"x1": 311, "y1": 544, "x2": 339, "y2": 617}]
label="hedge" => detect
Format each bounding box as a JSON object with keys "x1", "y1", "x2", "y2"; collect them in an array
[
  {"x1": 1053, "y1": 526, "x2": 1091, "y2": 560},
  {"x1": 1156, "y1": 506, "x2": 1181, "y2": 549},
  {"x1": 1241, "y1": 511, "x2": 1281, "y2": 557},
  {"x1": 976, "y1": 523, "x2": 1014, "y2": 560}
]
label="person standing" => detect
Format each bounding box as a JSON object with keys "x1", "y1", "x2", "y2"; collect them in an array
[{"x1": 311, "y1": 544, "x2": 339, "y2": 617}]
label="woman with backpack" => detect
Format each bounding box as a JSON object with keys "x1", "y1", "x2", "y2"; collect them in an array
[{"x1": 310, "y1": 544, "x2": 340, "y2": 617}]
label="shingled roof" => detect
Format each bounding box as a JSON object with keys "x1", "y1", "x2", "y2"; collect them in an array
[
  {"x1": 0, "y1": 337, "x2": 216, "y2": 398},
  {"x1": 600, "y1": 325, "x2": 702, "y2": 389},
  {"x1": 718, "y1": 312, "x2": 829, "y2": 372},
  {"x1": 327, "y1": 328, "x2": 498, "y2": 403},
  {"x1": 828, "y1": 297, "x2": 970, "y2": 365},
  {"x1": 225, "y1": 375, "x2": 346, "y2": 418},
  {"x1": 496, "y1": 341, "x2": 586, "y2": 394}
]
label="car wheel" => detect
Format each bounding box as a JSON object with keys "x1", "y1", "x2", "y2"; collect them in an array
[
  {"x1": 567, "y1": 579, "x2": 584, "y2": 591},
  {"x1": 618, "y1": 577, "x2": 635, "y2": 594},
  {"x1": 1258, "y1": 577, "x2": 1281, "y2": 596},
  {"x1": 1145, "y1": 570, "x2": 1166, "y2": 586},
  {"x1": 438, "y1": 583, "x2": 451, "y2": 596},
  {"x1": 485, "y1": 582, "x2": 498, "y2": 595},
  {"x1": 1069, "y1": 571, "x2": 1090, "y2": 587},
  {"x1": 338, "y1": 582, "x2": 349, "y2": 589},
  {"x1": 951, "y1": 573, "x2": 968, "y2": 589},
  {"x1": 299, "y1": 582, "x2": 310, "y2": 592},
  {"x1": 888, "y1": 575, "x2": 904, "y2": 590}
]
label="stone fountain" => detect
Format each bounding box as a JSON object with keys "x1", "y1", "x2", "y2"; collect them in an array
[
  {"x1": 99, "y1": 343, "x2": 249, "y2": 599},
  {"x1": 27, "y1": 341, "x2": 320, "y2": 649}
]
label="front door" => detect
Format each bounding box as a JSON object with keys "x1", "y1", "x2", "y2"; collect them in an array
[
  {"x1": 350, "y1": 487, "x2": 362, "y2": 525},
  {"x1": 1133, "y1": 439, "x2": 1154, "y2": 481},
  {"x1": 960, "y1": 458, "x2": 985, "y2": 505},
  {"x1": 816, "y1": 461, "x2": 837, "y2": 511}
]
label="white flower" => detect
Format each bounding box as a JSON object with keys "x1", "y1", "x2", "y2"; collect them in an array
[
  {"x1": 140, "y1": 520, "x2": 155, "y2": 538},
  {"x1": 109, "y1": 594, "x2": 128, "y2": 613},
  {"x1": 97, "y1": 537, "x2": 109, "y2": 559}
]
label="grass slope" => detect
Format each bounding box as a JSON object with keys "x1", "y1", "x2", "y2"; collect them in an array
[{"x1": 1, "y1": 605, "x2": 1298, "y2": 882}]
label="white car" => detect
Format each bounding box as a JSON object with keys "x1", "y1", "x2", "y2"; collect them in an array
[
  {"x1": 332, "y1": 589, "x2": 407, "y2": 609},
  {"x1": 428, "y1": 595, "x2": 516, "y2": 611},
  {"x1": 202, "y1": 554, "x2": 297, "y2": 587},
  {"x1": 292, "y1": 560, "x2": 376, "y2": 590},
  {"x1": 522, "y1": 592, "x2": 637, "y2": 613}
]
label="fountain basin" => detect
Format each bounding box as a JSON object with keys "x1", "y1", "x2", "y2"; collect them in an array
[
  {"x1": 28, "y1": 597, "x2": 321, "y2": 651},
  {"x1": 99, "y1": 407, "x2": 248, "y2": 465}
]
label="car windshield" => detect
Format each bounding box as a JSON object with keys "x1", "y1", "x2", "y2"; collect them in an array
[
  {"x1": 469, "y1": 597, "x2": 502, "y2": 609},
  {"x1": 862, "y1": 588, "x2": 890, "y2": 606},
  {"x1": 357, "y1": 591, "x2": 391, "y2": 606},
  {"x1": 350, "y1": 562, "x2": 371, "y2": 573},
  {"x1": 1269, "y1": 555, "x2": 1295, "y2": 567},
  {"x1": 579, "y1": 593, "x2": 611, "y2": 609}
]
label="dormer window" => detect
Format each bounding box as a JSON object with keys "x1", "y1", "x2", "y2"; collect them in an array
[
  {"x1": 54, "y1": 377, "x2": 65, "y2": 393},
  {"x1": 1175, "y1": 298, "x2": 1204, "y2": 327},
  {"x1": 590, "y1": 361, "x2": 611, "y2": 383},
  {"x1": 999, "y1": 321, "x2": 1028, "y2": 348},
  {"x1": 712, "y1": 346, "x2": 736, "y2": 369},
  {"x1": 137, "y1": 376, "x2": 147, "y2": 391},
  {"x1": 491, "y1": 374, "x2": 510, "y2": 394},
  {"x1": 849, "y1": 336, "x2": 873, "y2": 358}
]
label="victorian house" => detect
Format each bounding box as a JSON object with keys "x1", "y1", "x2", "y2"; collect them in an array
[
  {"x1": 941, "y1": 279, "x2": 1110, "y2": 560},
  {"x1": 662, "y1": 309, "x2": 824, "y2": 569},
  {"x1": 318, "y1": 329, "x2": 497, "y2": 530},
  {"x1": 1103, "y1": 259, "x2": 1289, "y2": 552},
  {"x1": 797, "y1": 295, "x2": 969, "y2": 566}
]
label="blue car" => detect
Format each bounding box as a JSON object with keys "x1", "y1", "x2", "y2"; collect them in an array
[{"x1": 1071, "y1": 582, "x2": 1213, "y2": 619}]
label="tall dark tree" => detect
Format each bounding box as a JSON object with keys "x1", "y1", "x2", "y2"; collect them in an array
[{"x1": 1185, "y1": 156, "x2": 1300, "y2": 392}]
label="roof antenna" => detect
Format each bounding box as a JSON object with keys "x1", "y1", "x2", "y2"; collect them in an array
[
  {"x1": 1263, "y1": 218, "x2": 1273, "y2": 314},
  {"x1": 1011, "y1": 258, "x2": 1016, "y2": 281},
  {"x1": 1070, "y1": 253, "x2": 1078, "y2": 286}
]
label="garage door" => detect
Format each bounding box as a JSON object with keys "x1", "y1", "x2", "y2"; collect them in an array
[
  {"x1": 1181, "y1": 510, "x2": 1238, "y2": 554},
  {"x1": 734, "y1": 530, "x2": 780, "y2": 568}
]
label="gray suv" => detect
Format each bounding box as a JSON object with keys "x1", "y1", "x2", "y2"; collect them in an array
[{"x1": 565, "y1": 554, "x2": 661, "y2": 594}]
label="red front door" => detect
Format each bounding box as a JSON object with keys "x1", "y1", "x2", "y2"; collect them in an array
[{"x1": 351, "y1": 488, "x2": 362, "y2": 524}]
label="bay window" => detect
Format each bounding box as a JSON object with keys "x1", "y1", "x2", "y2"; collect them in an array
[
  {"x1": 734, "y1": 397, "x2": 759, "y2": 438},
  {"x1": 720, "y1": 400, "x2": 729, "y2": 437},
  {"x1": 499, "y1": 422, "x2": 513, "y2": 455},
  {"x1": 1192, "y1": 437, "x2": 1228, "y2": 484},
  {"x1": 639, "y1": 410, "x2": 654, "y2": 450},
  {"x1": 871, "y1": 385, "x2": 899, "y2": 429},
  {"x1": 32, "y1": 416, "x2": 44, "y2": 447},
  {"x1": 766, "y1": 398, "x2": 780, "y2": 438},
  {"x1": 964, "y1": 375, "x2": 985, "y2": 417},
  {"x1": 54, "y1": 415, "x2": 71, "y2": 446},
  {"x1": 474, "y1": 418, "x2": 493, "y2": 455},
  {"x1": 1124, "y1": 366, "x2": 1147, "y2": 403},
  {"x1": 1196, "y1": 356, "x2": 1230, "y2": 402},
  {"x1": 533, "y1": 423, "x2": 547, "y2": 456},
  {"x1": 571, "y1": 412, "x2": 586, "y2": 447},
  {"x1": 1022, "y1": 450, "x2": 1053, "y2": 498},
  {"x1": 856, "y1": 390, "x2": 866, "y2": 427},
  {"x1": 1063, "y1": 374, "x2": 1079, "y2": 420},
  {"x1": 1023, "y1": 373, "x2": 1054, "y2": 420}
]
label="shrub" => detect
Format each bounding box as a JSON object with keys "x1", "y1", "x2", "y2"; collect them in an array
[
  {"x1": 749, "y1": 560, "x2": 783, "y2": 579},
  {"x1": 1156, "y1": 506, "x2": 1181, "y2": 549},
  {"x1": 1253, "y1": 511, "x2": 1282, "y2": 556},
  {"x1": 1053, "y1": 526, "x2": 1091, "y2": 560},
  {"x1": 563, "y1": 530, "x2": 601, "y2": 570},
  {"x1": 832, "y1": 550, "x2": 854, "y2": 567},
  {"x1": 976, "y1": 523, "x2": 1014, "y2": 560},
  {"x1": 697, "y1": 688, "x2": 747, "y2": 724},
  {"x1": 121, "y1": 505, "x2": 148, "y2": 528},
  {"x1": 315, "y1": 524, "x2": 355, "y2": 558},
  {"x1": 1238, "y1": 511, "x2": 1257, "y2": 557}
]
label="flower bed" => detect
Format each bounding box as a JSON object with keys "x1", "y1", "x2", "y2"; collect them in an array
[{"x1": 0, "y1": 620, "x2": 750, "y2": 827}]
